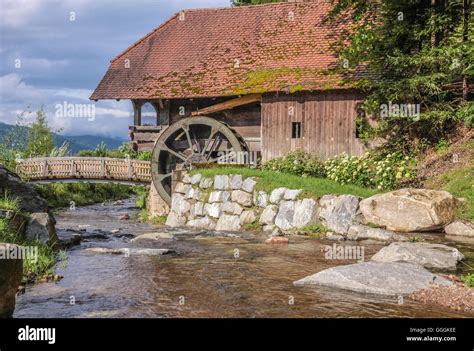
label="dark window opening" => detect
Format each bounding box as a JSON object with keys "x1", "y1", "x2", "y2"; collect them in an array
[{"x1": 292, "y1": 122, "x2": 301, "y2": 139}]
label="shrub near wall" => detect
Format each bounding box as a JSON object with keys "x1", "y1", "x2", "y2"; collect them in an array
[{"x1": 262, "y1": 150, "x2": 416, "y2": 190}]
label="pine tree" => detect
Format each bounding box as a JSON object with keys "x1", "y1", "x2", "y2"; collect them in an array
[
  {"x1": 24, "y1": 109, "x2": 56, "y2": 157},
  {"x1": 329, "y1": 0, "x2": 473, "y2": 152}
]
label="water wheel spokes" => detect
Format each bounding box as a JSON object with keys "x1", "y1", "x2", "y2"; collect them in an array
[{"x1": 151, "y1": 116, "x2": 248, "y2": 205}]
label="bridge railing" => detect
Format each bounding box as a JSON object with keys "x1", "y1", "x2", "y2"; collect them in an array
[{"x1": 16, "y1": 157, "x2": 152, "y2": 184}]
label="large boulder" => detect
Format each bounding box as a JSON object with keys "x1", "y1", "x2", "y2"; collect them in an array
[
  {"x1": 215, "y1": 214, "x2": 241, "y2": 231},
  {"x1": 131, "y1": 232, "x2": 175, "y2": 242},
  {"x1": 209, "y1": 191, "x2": 231, "y2": 203},
  {"x1": 190, "y1": 202, "x2": 205, "y2": 217},
  {"x1": 165, "y1": 211, "x2": 186, "y2": 227},
  {"x1": 174, "y1": 182, "x2": 191, "y2": 194},
  {"x1": 371, "y1": 242, "x2": 464, "y2": 270},
  {"x1": 359, "y1": 188, "x2": 457, "y2": 232},
  {"x1": 293, "y1": 198, "x2": 319, "y2": 228},
  {"x1": 186, "y1": 216, "x2": 216, "y2": 230},
  {"x1": 444, "y1": 221, "x2": 474, "y2": 237},
  {"x1": 231, "y1": 190, "x2": 253, "y2": 207},
  {"x1": 259, "y1": 205, "x2": 278, "y2": 225},
  {"x1": 204, "y1": 203, "x2": 223, "y2": 218},
  {"x1": 253, "y1": 191, "x2": 269, "y2": 208},
  {"x1": 318, "y1": 195, "x2": 360, "y2": 234},
  {"x1": 0, "y1": 243, "x2": 23, "y2": 318},
  {"x1": 275, "y1": 201, "x2": 296, "y2": 230},
  {"x1": 293, "y1": 262, "x2": 452, "y2": 296},
  {"x1": 284, "y1": 189, "x2": 302, "y2": 201},
  {"x1": 26, "y1": 212, "x2": 58, "y2": 245},
  {"x1": 229, "y1": 174, "x2": 243, "y2": 190},
  {"x1": 269, "y1": 187, "x2": 287, "y2": 204},
  {"x1": 214, "y1": 175, "x2": 230, "y2": 190},
  {"x1": 189, "y1": 173, "x2": 202, "y2": 185},
  {"x1": 184, "y1": 187, "x2": 202, "y2": 201},
  {"x1": 222, "y1": 202, "x2": 243, "y2": 216},
  {"x1": 242, "y1": 178, "x2": 257, "y2": 193},
  {"x1": 347, "y1": 224, "x2": 407, "y2": 242},
  {"x1": 199, "y1": 177, "x2": 213, "y2": 189},
  {"x1": 0, "y1": 165, "x2": 48, "y2": 213},
  {"x1": 240, "y1": 210, "x2": 257, "y2": 226},
  {"x1": 170, "y1": 193, "x2": 191, "y2": 216}
]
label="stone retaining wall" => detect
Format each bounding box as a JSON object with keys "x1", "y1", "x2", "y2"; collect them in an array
[
  {"x1": 166, "y1": 172, "x2": 353, "y2": 233},
  {"x1": 164, "y1": 172, "x2": 465, "y2": 238}
]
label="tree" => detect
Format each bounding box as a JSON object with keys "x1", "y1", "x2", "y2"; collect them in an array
[
  {"x1": 329, "y1": 0, "x2": 473, "y2": 153},
  {"x1": 24, "y1": 109, "x2": 56, "y2": 157}
]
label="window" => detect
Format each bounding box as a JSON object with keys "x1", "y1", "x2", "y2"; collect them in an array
[
  {"x1": 140, "y1": 102, "x2": 158, "y2": 126},
  {"x1": 292, "y1": 122, "x2": 301, "y2": 139}
]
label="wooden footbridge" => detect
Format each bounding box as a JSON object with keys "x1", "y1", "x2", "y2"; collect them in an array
[{"x1": 16, "y1": 157, "x2": 152, "y2": 185}]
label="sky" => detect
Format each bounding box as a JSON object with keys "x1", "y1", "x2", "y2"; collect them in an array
[{"x1": 0, "y1": 0, "x2": 230, "y2": 139}]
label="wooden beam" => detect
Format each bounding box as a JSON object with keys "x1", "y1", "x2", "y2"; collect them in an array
[{"x1": 192, "y1": 94, "x2": 261, "y2": 116}]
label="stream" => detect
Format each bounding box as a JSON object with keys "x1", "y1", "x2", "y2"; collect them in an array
[{"x1": 14, "y1": 198, "x2": 472, "y2": 318}]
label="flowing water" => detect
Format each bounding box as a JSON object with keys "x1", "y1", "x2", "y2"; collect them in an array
[{"x1": 14, "y1": 198, "x2": 473, "y2": 318}]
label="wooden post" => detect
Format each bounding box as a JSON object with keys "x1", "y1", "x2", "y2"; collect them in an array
[
  {"x1": 127, "y1": 159, "x2": 133, "y2": 179},
  {"x1": 132, "y1": 100, "x2": 142, "y2": 126},
  {"x1": 70, "y1": 159, "x2": 75, "y2": 177},
  {"x1": 42, "y1": 160, "x2": 48, "y2": 178},
  {"x1": 101, "y1": 159, "x2": 106, "y2": 178},
  {"x1": 159, "y1": 100, "x2": 170, "y2": 126}
]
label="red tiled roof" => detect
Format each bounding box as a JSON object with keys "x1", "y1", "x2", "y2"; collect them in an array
[{"x1": 90, "y1": 1, "x2": 363, "y2": 100}]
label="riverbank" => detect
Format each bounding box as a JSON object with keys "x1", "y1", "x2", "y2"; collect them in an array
[{"x1": 13, "y1": 198, "x2": 474, "y2": 318}]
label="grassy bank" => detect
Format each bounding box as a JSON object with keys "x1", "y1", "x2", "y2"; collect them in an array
[
  {"x1": 423, "y1": 139, "x2": 474, "y2": 221},
  {"x1": 34, "y1": 183, "x2": 136, "y2": 209},
  {"x1": 0, "y1": 195, "x2": 62, "y2": 283},
  {"x1": 427, "y1": 167, "x2": 474, "y2": 221},
  {"x1": 192, "y1": 167, "x2": 379, "y2": 199}
]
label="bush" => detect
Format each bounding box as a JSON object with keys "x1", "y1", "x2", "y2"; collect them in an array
[
  {"x1": 324, "y1": 151, "x2": 416, "y2": 190},
  {"x1": 262, "y1": 150, "x2": 326, "y2": 178},
  {"x1": 461, "y1": 274, "x2": 474, "y2": 288},
  {"x1": 34, "y1": 183, "x2": 133, "y2": 209}
]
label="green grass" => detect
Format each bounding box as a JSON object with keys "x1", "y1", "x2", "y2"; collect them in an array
[
  {"x1": 0, "y1": 217, "x2": 61, "y2": 284},
  {"x1": 430, "y1": 167, "x2": 474, "y2": 221},
  {"x1": 461, "y1": 273, "x2": 474, "y2": 288},
  {"x1": 242, "y1": 221, "x2": 263, "y2": 231},
  {"x1": 138, "y1": 209, "x2": 166, "y2": 225},
  {"x1": 0, "y1": 191, "x2": 64, "y2": 283},
  {"x1": 192, "y1": 167, "x2": 378, "y2": 199},
  {"x1": 0, "y1": 191, "x2": 20, "y2": 211},
  {"x1": 34, "y1": 183, "x2": 134, "y2": 209}
]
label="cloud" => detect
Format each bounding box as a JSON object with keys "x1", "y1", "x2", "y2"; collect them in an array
[
  {"x1": 53, "y1": 88, "x2": 94, "y2": 101},
  {"x1": 0, "y1": 73, "x2": 44, "y2": 102},
  {"x1": 0, "y1": 0, "x2": 43, "y2": 27},
  {"x1": 0, "y1": 0, "x2": 231, "y2": 138}
]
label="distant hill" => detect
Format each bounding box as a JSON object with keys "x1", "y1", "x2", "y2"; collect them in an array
[{"x1": 0, "y1": 122, "x2": 126, "y2": 154}]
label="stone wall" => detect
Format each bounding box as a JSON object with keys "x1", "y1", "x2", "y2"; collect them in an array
[
  {"x1": 164, "y1": 172, "x2": 464, "y2": 239},
  {"x1": 147, "y1": 182, "x2": 170, "y2": 218},
  {"x1": 166, "y1": 172, "x2": 327, "y2": 233}
]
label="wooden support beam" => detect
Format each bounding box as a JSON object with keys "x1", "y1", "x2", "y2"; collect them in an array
[
  {"x1": 191, "y1": 94, "x2": 261, "y2": 116},
  {"x1": 132, "y1": 100, "x2": 142, "y2": 126},
  {"x1": 159, "y1": 100, "x2": 170, "y2": 125}
]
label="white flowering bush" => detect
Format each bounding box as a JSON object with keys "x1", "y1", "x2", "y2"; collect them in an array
[
  {"x1": 324, "y1": 152, "x2": 415, "y2": 190},
  {"x1": 262, "y1": 150, "x2": 326, "y2": 178}
]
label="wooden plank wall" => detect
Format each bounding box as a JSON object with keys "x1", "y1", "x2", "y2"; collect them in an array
[{"x1": 261, "y1": 91, "x2": 367, "y2": 162}]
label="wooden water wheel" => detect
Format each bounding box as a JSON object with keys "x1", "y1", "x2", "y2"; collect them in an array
[{"x1": 151, "y1": 116, "x2": 248, "y2": 205}]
